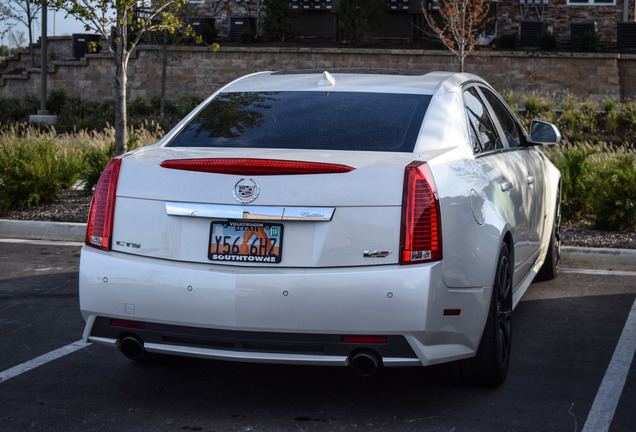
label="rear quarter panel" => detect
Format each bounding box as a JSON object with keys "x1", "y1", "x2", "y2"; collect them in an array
[{"x1": 419, "y1": 90, "x2": 506, "y2": 289}]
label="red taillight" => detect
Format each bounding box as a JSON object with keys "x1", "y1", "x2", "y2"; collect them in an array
[
  {"x1": 111, "y1": 319, "x2": 146, "y2": 329},
  {"x1": 342, "y1": 336, "x2": 387, "y2": 344},
  {"x1": 400, "y1": 161, "x2": 442, "y2": 264},
  {"x1": 160, "y1": 158, "x2": 355, "y2": 175},
  {"x1": 85, "y1": 158, "x2": 122, "y2": 250}
]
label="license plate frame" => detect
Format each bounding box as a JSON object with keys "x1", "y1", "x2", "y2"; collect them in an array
[{"x1": 209, "y1": 220, "x2": 283, "y2": 263}]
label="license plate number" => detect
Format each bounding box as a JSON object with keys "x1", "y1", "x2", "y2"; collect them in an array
[{"x1": 209, "y1": 221, "x2": 283, "y2": 263}]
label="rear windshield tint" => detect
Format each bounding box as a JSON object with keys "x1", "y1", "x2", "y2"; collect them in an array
[{"x1": 167, "y1": 91, "x2": 431, "y2": 152}]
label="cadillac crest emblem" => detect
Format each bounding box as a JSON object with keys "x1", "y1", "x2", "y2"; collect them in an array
[{"x1": 233, "y1": 178, "x2": 259, "y2": 203}]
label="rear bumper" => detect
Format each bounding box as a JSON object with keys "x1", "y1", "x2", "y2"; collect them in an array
[
  {"x1": 80, "y1": 247, "x2": 491, "y2": 367},
  {"x1": 88, "y1": 316, "x2": 420, "y2": 366}
]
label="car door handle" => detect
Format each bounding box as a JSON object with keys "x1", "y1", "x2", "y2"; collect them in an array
[
  {"x1": 526, "y1": 175, "x2": 535, "y2": 186},
  {"x1": 499, "y1": 180, "x2": 512, "y2": 192}
]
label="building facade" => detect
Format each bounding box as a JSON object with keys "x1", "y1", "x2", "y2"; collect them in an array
[{"x1": 191, "y1": 0, "x2": 636, "y2": 48}]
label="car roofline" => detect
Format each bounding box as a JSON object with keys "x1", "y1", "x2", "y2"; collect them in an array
[{"x1": 218, "y1": 69, "x2": 486, "y2": 96}]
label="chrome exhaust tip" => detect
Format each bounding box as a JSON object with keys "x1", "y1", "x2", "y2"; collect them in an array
[
  {"x1": 349, "y1": 350, "x2": 382, "y2": 377},
  {"x1": 118, "y1": 335, "x2": 146, "y2": 361}
]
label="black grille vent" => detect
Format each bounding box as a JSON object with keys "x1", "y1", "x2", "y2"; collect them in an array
[
  {"x1": 618, "y1": 22, "x2": 636, "y2": 51},
  {"x1": 162, "y1": 335, "x2": 324, "y2": 354}
]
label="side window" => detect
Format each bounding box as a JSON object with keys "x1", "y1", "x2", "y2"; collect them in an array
[
  {"x1": 481, "y1": 88, "x2": 522, "y2": 148},
  {"x1": 463, "y1": 87, "x2": 499, "y2": 153}
]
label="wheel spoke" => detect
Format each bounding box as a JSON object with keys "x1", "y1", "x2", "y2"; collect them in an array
[
  {"x1": 498, "y1": 257, "x2": 512, "y2": 304},
  {"x1": 496, "y1": 253, "x2": 512, "y2": 364}
]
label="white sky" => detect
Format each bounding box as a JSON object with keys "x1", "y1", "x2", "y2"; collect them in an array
[{"x1": 1, "y1": 7, "x2": 87, "y2": 47}]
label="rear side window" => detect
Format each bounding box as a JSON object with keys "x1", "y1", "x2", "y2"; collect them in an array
[
  {"x1": 167, "y1": 91, "x2": 431, "y2": 152},
  {"x1": 481, "y1": 88, "x2": 522, "y2": 148},
  {"x1": 463, "y1": 87, "x2": 499, "y2": 153}
]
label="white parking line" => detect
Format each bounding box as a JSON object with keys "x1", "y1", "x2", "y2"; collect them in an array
[
  {"x1": 0, "y1": 238, "x2": 83, "y2": 247},
  {"x1": 582, "y1": 297, "x2": 636, "y2": 432},
  {"x1": 0, "y1": 340, "x2": 91, "y2": 383},
  {"x1": 560, "y1": 267, "x2": 636, "y2": 277}
]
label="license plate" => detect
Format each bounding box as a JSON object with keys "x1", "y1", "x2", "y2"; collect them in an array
[{"x1": 209, "y1": 221, "x2": 283, "y2": 263}]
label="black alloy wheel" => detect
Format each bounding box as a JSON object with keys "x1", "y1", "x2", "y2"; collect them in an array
[
  {"x1": 537, "y1": 188, "x2": 562, "y2": 281},
  {"x1": 493, "y1": 244, "x2": 513, "y2": 379},
  {"x1": 447, "y1": 243, "x2": 513, "y2": 386}
]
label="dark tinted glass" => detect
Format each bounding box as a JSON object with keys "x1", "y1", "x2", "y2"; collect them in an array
[
  {"x1": 481, "y1": 88, "x2": 522, "y2": 147},
  {"x1": 464, "y1": 87, "x2": 499, "y2": 153},
  {"x1": 167, "y1": 91, "x2": 431, "y2": 152}
]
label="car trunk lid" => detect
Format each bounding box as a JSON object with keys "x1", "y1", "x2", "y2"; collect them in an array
[{"x1": 107, "y1": 147, "x2": 435, "y2": 267}]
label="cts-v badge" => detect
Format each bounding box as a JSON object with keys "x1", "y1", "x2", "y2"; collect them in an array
[
  {"x1": 233, "y1": 178, "x2": 259, "y2": 203},
  {"x1": 363, "y1": 250, "x2": 392, "y2": 258}
]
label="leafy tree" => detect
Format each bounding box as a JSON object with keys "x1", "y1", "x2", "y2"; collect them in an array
[
  {"x1": 10, "y1": 30, "x2": 27, "y2": 50},
  {"x1": 0, "y1": 0, "x2": 41, "y2": 67},
  {"x1": 145, "y1": 1, "x2": 223, "y2": 118},
  {"x1": 423, "y1": 0, "x2": 491, "y2": 72},
  {"x1": 336, "y1": 0, "x2": 384, "y2": 46},
  {"x1": 262, "y1": 0, "x2": 298, "y2": 42},
  {"x1": 49, "y1": 0, "x2": 198, "y2": 156}
]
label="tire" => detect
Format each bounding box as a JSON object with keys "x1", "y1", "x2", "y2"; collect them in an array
[
  {"x1": 447, "y1": 243, "x2": 513, "y2": 387},
  {"x1": 537, "y1": 189, "x2": 561, "y2": 281}
]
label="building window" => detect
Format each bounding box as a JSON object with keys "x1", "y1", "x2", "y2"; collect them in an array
[{"x1": 567, "y1": 0, "x2": 616, "y2": 5}]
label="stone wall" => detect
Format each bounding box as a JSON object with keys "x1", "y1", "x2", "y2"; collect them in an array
[
  {"x1": 498, "y1": 0, "x2": 635, "y2": 45},
  {"x1": 2, "y1": 41, "x2": 635, "y2": 104}
]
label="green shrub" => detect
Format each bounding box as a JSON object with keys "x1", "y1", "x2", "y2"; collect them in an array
[
  {"x1": 79, "y1": 125, "x2": 157, "y2": 192},
  {"x1": 0, "y1": 90, "x2": 197, "y2": 134},
  {"x1": 606, "y1": 111, "x2": 620, "y2": 134},
  {"x1": 539, "y1": 33, "x2": 557, "y2": 51},
  {"x1": 0, "y1": 123, "x2": 162, "y2": 211},
  {"x1": 51, "y1": 94, "x2": 116, "y2": 132},
  {"x1": 501, "y1": 91, "x2": 518, "y2": 115},
  {"x1": 0, "y1": 135, "x2": 84, "y2": 209},
  {"x1": 0, "y1": 93, "x2": 39, "y2": 124},
  {"x1": 546, "y1": 142, "x2": 597, "y2": 220},
  {"x1": 624, "y1": 102, "x2": 636, "y2": 129},
  {"x1": 497, "y1": 34, "x2": 518, "y2": 50},
  {"x1": 562, "y1": 95, "x2": 578, "y2": 112},
  {"x1": 603, "y1": 99, "x2": 618, "y2": 113},
  {"x1": 337, "y1": 0, "x2": 384, "y2": 46},
  {"x1": 239, "y1": 28, "x2": 256, "y2": 43},
  {"x1": 589, "y1": 154, "x2": 636, "y2": 232},
  {"x1": 162, "y1": 95, "x2": 205, "y2": 119},
  {"x1": 579, "y1": 101, "x2": 597, "y2": 133},
  {"x1": 80, "y1": 142, "x2": 115, "y2": 193},
  {"x1": 128, "y1": 96, "x2": 154, "y2": 118},
  {"x1": 581, "y1": 31, "x2": 600, "y2": 53},
  {"x1": 523, "y1": 95, "x2": 553, "y2": 118},
  {"x1": 263, "y1": 0, "x2": 299, "y2": 42},
  {"x1": 559, "y1": 110, "x2": 577, "y2": 130}
]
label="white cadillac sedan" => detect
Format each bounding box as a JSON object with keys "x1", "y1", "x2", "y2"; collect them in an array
[{"x1": 80, "y1": 70, "x2": 561, "y2": 386}]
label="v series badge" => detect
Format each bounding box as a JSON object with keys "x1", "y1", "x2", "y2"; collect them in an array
[{"x1": 363, "y1": 250, "x2": 392, "y2": 258}]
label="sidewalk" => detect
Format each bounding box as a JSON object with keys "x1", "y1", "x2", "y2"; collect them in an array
[{"x1": 1, "y1": 219, "x2": 635, "y2": 271}]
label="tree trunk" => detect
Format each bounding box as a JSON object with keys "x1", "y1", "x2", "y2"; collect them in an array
[
  {"x1": 160, "y1": 43, "x2": 168, "y2": 119},
  {"x1": 26, "y1": 2, "x2": 35, "y2": 68},
  {"x1": 114, "y1": 62, "x2": 128, "y2": 156}
]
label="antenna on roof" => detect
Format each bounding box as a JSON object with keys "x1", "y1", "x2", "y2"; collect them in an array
[{"x1": 318, "y1": 71, "x2": 336, "y2": 87}]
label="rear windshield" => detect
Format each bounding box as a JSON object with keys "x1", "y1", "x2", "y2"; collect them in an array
[{"x1": 167, "y1": 91, "x2": 431, "y2": 152}]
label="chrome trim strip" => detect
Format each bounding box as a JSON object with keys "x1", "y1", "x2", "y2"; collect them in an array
[
  {"x1": 88, "y1": 336, "x2": 117, "y2": 347},
  {"x1": 165, "y1": 202, "x2": 335, "y2": 222}
]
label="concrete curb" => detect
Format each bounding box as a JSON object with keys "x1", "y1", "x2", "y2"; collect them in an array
[
  {"x1": 0, "y1": 219, "x2": 635, "y2": 272},
  {"x1": 0, "y1": 219, "x2": 85, "y2": 243},
  {"x1": 560, "y1": 246, "x2": 636, "y2": 271}
]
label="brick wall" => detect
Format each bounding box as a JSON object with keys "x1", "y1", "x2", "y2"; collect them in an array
[
  {"x1": 2, "y1": 41, "x2": 635, "y2": 104},
  {"x1": 498, "y1": 0, "x2": 635, "y2": 45}
]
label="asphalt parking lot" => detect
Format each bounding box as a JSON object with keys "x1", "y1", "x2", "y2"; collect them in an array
[{"x1": 1, "y1": 239, "x2": 635, "y2": 432}]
